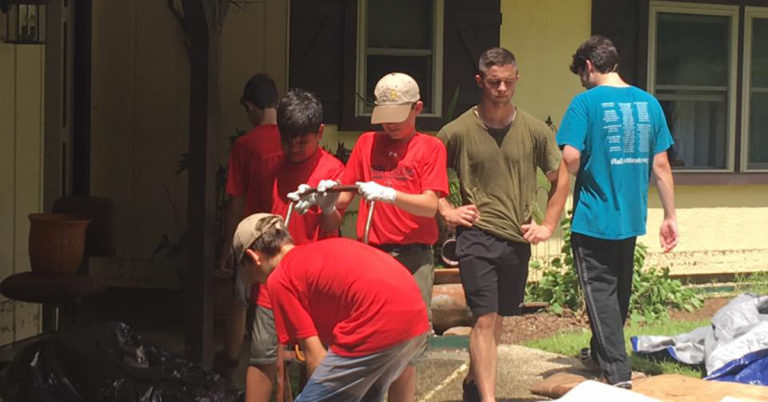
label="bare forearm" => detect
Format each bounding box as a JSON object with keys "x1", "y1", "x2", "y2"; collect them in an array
[
  {"x1": 393, "y1": 191, "x2": 438, "y2": 217},
  {"x1": 542, "y1": 162, "x2": 570, "y2": 230},
  {"x1": 319, "y1": 209, "x2": 343, "y2": 232},
  {"x1": 438, "y1": 198, "x2": 454, "y2": 218},
  {"x1": 299, "y1": 336, "x2": 327, "y2": 378},
  {"x1": 653, "y1": 157, "x2": 676, "y2": 220}
]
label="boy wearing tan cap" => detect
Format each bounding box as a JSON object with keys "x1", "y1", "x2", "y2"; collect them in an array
[
  {"x1": 233, "y1": 213, "x2": 428, "y2": 402},
  {"x1": 291, "y1": 72, "x2": 448, "y2": 401}
]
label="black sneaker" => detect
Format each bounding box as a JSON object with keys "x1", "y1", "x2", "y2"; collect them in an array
[
  {"x1": 462, "y1": 379, "x2": 481, "y2": 402},
  {"x1": 578, "y1": 347, "x2": 600, "y2": 371}
]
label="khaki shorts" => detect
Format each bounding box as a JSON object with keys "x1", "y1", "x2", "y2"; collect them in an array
[{"x1": 249, "y1": 305, "x2": 278, "y2": 366}]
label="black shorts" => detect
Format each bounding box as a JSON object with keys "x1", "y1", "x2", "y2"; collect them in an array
[{"x1": 456, "y1": 227, "x2": 531, "y2": 317}]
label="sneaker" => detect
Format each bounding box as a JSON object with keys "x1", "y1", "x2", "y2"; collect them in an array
[
  {"x1": 596, "y1": 376, "x2": 633, "y2": 390},
  {"x1": 578, "y1": 347, "x2": 600, "y2": 371},
  {"x1": 462, "y1": 379, "x2": 481, "y2": 402}
]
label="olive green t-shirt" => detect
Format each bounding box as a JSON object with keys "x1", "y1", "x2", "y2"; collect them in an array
[{"x1": 437, "y1": 107, "x2": 561, "y2": 243}]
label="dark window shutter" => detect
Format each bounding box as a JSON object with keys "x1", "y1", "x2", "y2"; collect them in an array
[
  {"x1": 442, "y1": 0, "x2": 501, "y2": 123},
  {"x1": 289, "y1": 0, "x2": 344, "y2": 123},
  {"x1": 591, "y1": 0, "x2": 649, "y2": 88}
]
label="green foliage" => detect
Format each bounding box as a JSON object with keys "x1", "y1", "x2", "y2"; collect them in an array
[
  {"x1": 734, "y1": 271, "x2": 768, "y2": 295},
  {"x1": 445, "y1": 168, "x2": 462, "y2": 207},
  {"x1": 524, "y1": 319, "x2": 710, "y2": 378},
  {"x1": 526, "y1": 212, "x2": 703, "y2": 323}
]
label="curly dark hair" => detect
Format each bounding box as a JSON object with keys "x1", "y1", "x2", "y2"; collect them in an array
[
  {"x1": 569, "y1": 35, "x2": 620, "y2": 75},
  {"x1": 277, "y1": 89, "x2": 323, "y2": 142}
]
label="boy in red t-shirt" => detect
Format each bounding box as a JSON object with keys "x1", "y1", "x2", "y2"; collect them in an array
[
  {"x1": 245, "y1": 89, "x2": 345, "y2": 402},
  {"x1": 295, "y1": 73, "x2": 447, "y2": 401},
  {"x1": 233, "y1": 213, "x2": 428, "y2": 402},
  {"x1": 214, "y1": 74, "x2": 282, "y2": 377}
]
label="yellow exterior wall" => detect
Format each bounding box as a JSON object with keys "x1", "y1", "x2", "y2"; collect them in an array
[
  {"x1": 89, "y1": 0, "x2": 289, "y2": 287},
  {"x1": 0, "y1": 44, "x2": 45, "y2": 345},
  {"x1": 498, "y1": 1, "x2": 768, "y2": 275},
  {"x1": 500, "y1": 0, "x2": 591, "y2": 124}
]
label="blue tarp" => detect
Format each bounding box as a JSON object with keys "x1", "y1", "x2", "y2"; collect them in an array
[{"x1": 631, "y1": 294, "x2": 768, "y2": 386}]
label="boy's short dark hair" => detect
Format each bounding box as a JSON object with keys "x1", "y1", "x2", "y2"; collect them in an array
[
  {"x1": 277, "y1": 89, "x2": 323, "y2": 142},
  {"x1": 478, "y1": 47, "x2": 517, "y2": 77},
  {"x1": 241, "y1": 74, "x2": 278, "y2": 109},
  {"x1": 570, "y1": 35, "x2": 620, "y2": 75}
]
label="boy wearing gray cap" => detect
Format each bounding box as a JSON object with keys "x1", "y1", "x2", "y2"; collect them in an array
[{"x1": 233, "y1": 213, "x2": 428, "y2": 402}]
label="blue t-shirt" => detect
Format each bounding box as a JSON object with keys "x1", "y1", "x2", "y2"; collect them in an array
[{"x1": 556, "y1": 86, "x2": 673, "y2": 240}]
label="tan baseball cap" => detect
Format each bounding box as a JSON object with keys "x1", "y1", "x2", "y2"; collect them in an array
[
  {"x1": 371, "y1": 72, "x2": 420, "y2": 124},
  {"x1": 232, "y1": 213, "x2": 285, "y2": 267}
]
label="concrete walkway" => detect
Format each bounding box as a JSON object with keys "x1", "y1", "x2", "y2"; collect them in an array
[{"x1": 414, "y1": 343, "x2": 597, "y2": 402}]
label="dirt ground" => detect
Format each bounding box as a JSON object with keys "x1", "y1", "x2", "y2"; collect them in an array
[{"x1": 499, "y1": 296, "x2": 731, "y2": 345}]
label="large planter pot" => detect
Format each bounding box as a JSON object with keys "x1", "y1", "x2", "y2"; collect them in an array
[
  {"x1": 28, "y1": 213, "x2": 90, "y2": 276},
  {"x1": 431, "y1": 283, "x2": 472, "y2": 334}
]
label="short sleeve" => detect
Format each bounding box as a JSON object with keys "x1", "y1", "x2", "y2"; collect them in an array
[
  {"x1": 437, "y1": 127, "x2": 457, "y2": 171},
  {"x1": 535, "y1": 123, "x2": 562, "y2": 174},
  {"x1": 418, "y1": 138, "x2": 449, "y2": 197},
  {"x1": 651, "y1": 98, "x2": 674, "y2": 155},
  {"x1": 556, "y1": 94, "x2": 589, "y2": 152},
  {"x1": 268, "y1": 273, "x2": 318, "y2": 345}
]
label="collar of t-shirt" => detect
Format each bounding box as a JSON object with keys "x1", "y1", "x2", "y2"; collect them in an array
[{"x1": 474, "y1": 106, "x2": 514, "y2": 147}]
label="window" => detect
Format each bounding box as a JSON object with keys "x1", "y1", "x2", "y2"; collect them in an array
[
  {"x1": 288, "y1": 0, "x2": 501, "y2": 131},
  {"x1": 648, "y1": 2, "x2": 738, "y2": 171},
  {"x1": 355, "y1": 0, "x2": 444, "y2": 118},
  {"x1": 743, "y1": 7, "x2": 768, "y2": 171}
]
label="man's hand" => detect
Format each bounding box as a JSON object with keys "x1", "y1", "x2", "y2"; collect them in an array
[
  {"x1": 315, "y1": 180, "x2": 340, "y2": 215},
  {"x1": 356, "y1": 181, "x2": 396, "y2": 203},
  {"x1": 287, "y1": 184, "x2": 315, "y2": 214},
  {"x1": 659, "y1": 218, "x2": 678, "y2": 253},
  {"x1": 521, "y1": 221, "x2": 554, "y2": 245},
  {"x1": 442, "y1": 204, "x2": 480, "y2": 228}
]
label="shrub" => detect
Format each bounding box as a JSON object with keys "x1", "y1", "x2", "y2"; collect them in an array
[{"x1": 526, "y1": 213, "x2": 703, "y2": 323}]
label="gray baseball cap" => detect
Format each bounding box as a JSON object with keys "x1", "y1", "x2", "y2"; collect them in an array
[{"x1": 232, "y1": 213, "x2": 285, "y2": 267}]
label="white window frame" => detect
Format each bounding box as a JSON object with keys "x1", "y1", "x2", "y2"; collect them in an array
[
  {"x1": 355, "y1": 0, "x2": 444, "y2": 118},
  {"x1": 741, "y1": 6, "x2": 768, "y2": 172},
  {"x1": 648, "y1": 1, "x2": 739, "y2": 172}
]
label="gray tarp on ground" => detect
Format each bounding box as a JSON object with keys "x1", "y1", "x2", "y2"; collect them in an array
[{"x1": 632, "y1": 294, "x2": 768, "y2": 376}]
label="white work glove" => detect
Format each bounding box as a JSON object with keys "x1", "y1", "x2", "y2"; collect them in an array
[
  {"x1": 287, "y1": 184, "x2": 315, "y2": 214},
  {"x1": 287, "y1": 181, "x2": 341, "y2": 215},
  {"x1": 315, "y1": 180, "x2": 341, "y2": 215},
  {"x1": 355, "y1": 181, "x2": 396, "y2": 204}
]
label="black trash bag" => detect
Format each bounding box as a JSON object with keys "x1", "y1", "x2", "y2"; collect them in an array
[{"x1": 6, "y1": 321, "x2": 242, "y2": 402}]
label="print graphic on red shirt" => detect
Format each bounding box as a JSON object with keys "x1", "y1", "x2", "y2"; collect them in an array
[
  {"x1": 225, "y1": 124, "x2": 283, "y2": 217},
  {"x1": 267, "y1": 238, "x2": 429, "y2": 357},
  {"x1": 252, "y1": 149, "x2": 345, "y2": 308},
  {"x1": 342, "y1": 131, "x2": 448, "y2": 246}
]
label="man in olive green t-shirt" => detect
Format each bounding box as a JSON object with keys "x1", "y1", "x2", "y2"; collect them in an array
[{"x1": 437, "y1": 47, "x2": 570, "y2": 402}]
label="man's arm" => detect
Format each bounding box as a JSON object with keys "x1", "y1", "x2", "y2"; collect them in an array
[
  {"x1": 652, "y1": 151, "x2": 678, "y2": 252},
  {"x1": 393, "y1": 190, "x2": 439, "y2": 217},
  {"x1": 298, "y1": 336, "x2": 327, "y2": 377},
  {"x1": 562, "y1": 145, "x2": 581, "y2": 175},
  {"x1": 217, "y1": 196, "x2": 245, "y2": 274},
  {"x1": 521, "y1": 160, "x2": 570, "y2": 244}
]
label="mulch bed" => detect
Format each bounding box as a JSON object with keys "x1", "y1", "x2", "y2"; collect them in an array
[{"x1": 499, "y1": 296, "x2": 732, "y2": 345}]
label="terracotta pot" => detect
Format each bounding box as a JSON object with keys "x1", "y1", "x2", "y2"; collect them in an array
[{"x1": 28, "y1": 213, "x2": 90, "y2": 276}]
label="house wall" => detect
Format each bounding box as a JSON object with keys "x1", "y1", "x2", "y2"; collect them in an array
[
  {"x1": 497, "y1": 1, "x2": 768, "y2": 276},
  {"x1": 0, "y1": 44, "x2": 45, "y2": 345},
  {"x1": 89, "y1": 0, "x2": 288, "y2": 288}
]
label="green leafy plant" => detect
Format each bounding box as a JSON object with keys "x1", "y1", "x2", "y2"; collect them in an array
[{"x1": 526, "y1": 212, "x2": 703, "y2": 323}]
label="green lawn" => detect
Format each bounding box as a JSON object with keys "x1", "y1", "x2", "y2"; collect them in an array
[{"x1": 523, "y1": 319, "x2": 710, "y2": 377}]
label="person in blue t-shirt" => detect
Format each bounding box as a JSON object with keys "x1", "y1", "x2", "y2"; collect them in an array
[{"x1": 557, "y1": 35, "x2": 679, "y2": 390}]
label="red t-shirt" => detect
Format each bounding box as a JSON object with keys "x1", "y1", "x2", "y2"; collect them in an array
[
  {"x1": 253, "y1": 149, "x2": 345, "y2": 307},
  {"x1": 225, "y1": 124, "x2": 283, "y2": 216},
  {"x1": 267, "y1": 238, "x2": 429, "y2": 357},
  {"x1": 341, "y1": 131, "x2": 448, "y2": 245}
]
